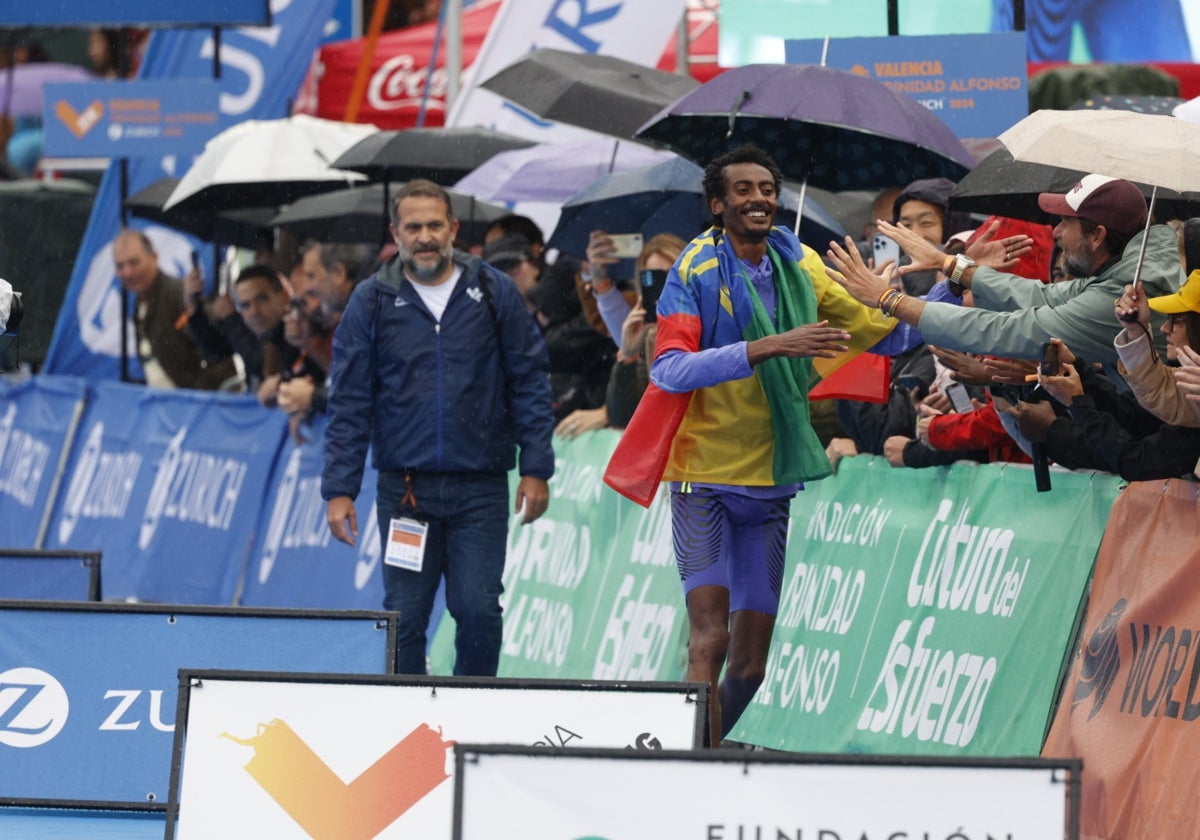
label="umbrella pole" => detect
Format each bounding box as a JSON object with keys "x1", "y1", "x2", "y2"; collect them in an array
[
  {"x1": 792, "y1": 179, "x2": 808, "y2": 238},
  {"x1": 1130, "y1": 185, "x2": 1157, "y2": 295}
]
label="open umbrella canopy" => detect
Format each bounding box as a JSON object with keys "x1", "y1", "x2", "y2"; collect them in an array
[
  {"x1": 0, "y1": 62, "x2": 95, "y2": 118},
  {"x1": 547, "y1": 155, "x2": 845, "y2": 259},
  {"x1": 329, "y1": 126, "x2": 537, "y2": 185},
  {"x1": 164, "y1": 115, "x2": 376, "y2": 215},
  {"x1": 636, "y1": 63, "x2": 974, "y2": 191},
  {"x1": 478, "y1": 48, "x2": 699, "y2": 140},
  {"x1": 949, "y1": 147, "x2": 1200, "y2": 225},
  {"x1": 998, "y1": 109, "x2": 1200, "y2": 194},
  {"x1": 270, "y1": 183, "x2": 508, "y2": 246},
  {"x1": 124, "y1": 177, "x2": 274, "y2": 249},
  {"x1": 453, "y1": 138, "x2": 672, "y2": 204}
]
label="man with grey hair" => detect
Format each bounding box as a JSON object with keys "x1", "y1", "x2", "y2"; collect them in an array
[
  {"x1": 277, "y1": 241, "x2": 374, "y2": 437},
  {"x1": 323, "y1": 178, "x2": 555, "y2": 676}
]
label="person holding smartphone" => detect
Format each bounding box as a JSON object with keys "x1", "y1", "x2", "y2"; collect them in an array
[{"x1": 604, "y1": 144, "x2": 900, "y2": 745}]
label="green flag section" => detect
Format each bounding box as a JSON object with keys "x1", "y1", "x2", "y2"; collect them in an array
[
  {"x1": 730, "y1": 457, "x2": 1122, "y2": 756},
  {"x1": 429, "y1": 430, "x2": 690, "y2": 680}
]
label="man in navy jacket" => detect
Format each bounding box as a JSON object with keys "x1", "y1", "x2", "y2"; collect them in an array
[{"x1": 322, "y1": 179, "x2": 555, "y2": 676}]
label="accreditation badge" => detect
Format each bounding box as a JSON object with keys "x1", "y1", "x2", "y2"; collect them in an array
[{"x1": 385, "y1": 516, "x2": 428, "y2": 572}]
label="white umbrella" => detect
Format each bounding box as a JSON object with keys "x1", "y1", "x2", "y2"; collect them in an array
[
  {"x1": 164, "y1": 115, "x2": 378, "y2": 215},
  {"x1": 998, "y1": 109, "x2": 1200, "y2": 194}
]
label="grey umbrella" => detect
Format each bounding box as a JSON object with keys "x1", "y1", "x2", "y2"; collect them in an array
[
  {"x1": 124, "y1": 177, "x2": 274, "y2": 249},
  {"x1": 478, "y1": 48, "x2": 699, "y2": 140},
  {"x1": 329, "y1": 127, "x2": 538, "y2": 185},
  {"x1": 270, "y1": 183, "x2": 508, "y2": 247}
]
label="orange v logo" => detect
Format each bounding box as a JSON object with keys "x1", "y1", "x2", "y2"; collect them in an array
[
  {"x1": 54, "y1": 100, "x2": 104, "y2": 138},
  {"x1": 222, "y1": 719, "x2": 454, "y2": 839}
]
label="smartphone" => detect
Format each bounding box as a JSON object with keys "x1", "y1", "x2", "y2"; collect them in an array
[
  {"x1": 1040, "y1": 341, "x2": 1061, "y2": 376},
  {"x1": 640, "y1": 268, "x2": 669, "y2": 323},
  {"x1": 872, "y1": 233, "x2": 901, "y2": 268},
  {"x1": 608, "y1": 233, "x2": 644, "y2": 259},
  {"x1": 944, "y1": 381, "x2": 974, "y2": 413}
]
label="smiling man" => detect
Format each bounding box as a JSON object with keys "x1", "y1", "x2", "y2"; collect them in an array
[
  {"x1": 604, "y1": 144, "x2": 899, "y2": 745},
  {"x1": 322, "y1": 179, "x2": 555, "y2": 678}
]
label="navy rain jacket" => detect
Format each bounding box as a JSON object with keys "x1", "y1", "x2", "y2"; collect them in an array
[{"x1": 321, "y1": 250, "x2": 555, "y2": 501}]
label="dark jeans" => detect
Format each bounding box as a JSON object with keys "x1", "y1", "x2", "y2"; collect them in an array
[{"x1": 376, "y1": 470, "x2": 509, "y2": 676}]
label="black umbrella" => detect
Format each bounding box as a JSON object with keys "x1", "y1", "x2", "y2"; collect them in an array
[
  {"x1": 949, "y1": 148, "x2": 1200, "y2": 225},
  {"x1": 636, "y1": 63, "x2": 974, "y2": 191},
  {"x1": 124, "y1": 177, "x2": 274, "y2": 249},
  {"x1": 270, "y1": 183, "x2": 509, "y2": 246},
  {"x1": 479, "y1": 48, "x2": 699, "y2": 140},
  {"x1": 329, "y1": 127, "x2": 538, "y2": 185}
]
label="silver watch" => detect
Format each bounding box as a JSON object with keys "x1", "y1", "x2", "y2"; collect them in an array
[{"x1": 949, "y1": 253, "x2": 975, "y2": 283}]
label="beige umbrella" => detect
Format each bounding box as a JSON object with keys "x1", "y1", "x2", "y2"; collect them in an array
[{"x1": 998, "y1": 109, "x2": 1200, "y2": 194}]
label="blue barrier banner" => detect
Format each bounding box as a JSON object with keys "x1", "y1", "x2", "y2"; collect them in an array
[
  {"x1": 0, "y1": 602, "x2": 395, "y2": 803},
  {"x1": 240, "y1": 414, "x2": 384, "y2": 609},
  {"x1": 42, "y1": 80, "x2": 221, "y2": 159},
  {"x1": 43, "y1": 0, "x2": 337, "y2": 381},
  {"x1": 43, "y1": 381, "x2": 287, "y2": 604},
  {"x1": 0, "y1": 555, "x2": 99, "y2": 601},
  {"x1": 0, "y1": 375, "x2": 86, "y2": 547},
  {"x1": 784, "y1": 32, "x2": 1028, "y2": 138},
  {"x1": 0, "y1": 805, "x2": 164, "y2": 840},
  {"x1": 0, "y1": 1, "x2": 270, "y2": 26}
]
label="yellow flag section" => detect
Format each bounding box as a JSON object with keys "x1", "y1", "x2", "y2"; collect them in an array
[{"x1": 1042, "y1": 478, "x2": 1200, "y2": 840}]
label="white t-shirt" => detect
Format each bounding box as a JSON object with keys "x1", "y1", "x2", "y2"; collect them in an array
[{"x1": 410, "y1": 265, "x2": 463, "y2": 321}]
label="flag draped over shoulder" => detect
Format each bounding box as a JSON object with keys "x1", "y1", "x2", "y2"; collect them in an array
[{"x1": 603, "y1": 226, "x2": 896, "y2": 507}]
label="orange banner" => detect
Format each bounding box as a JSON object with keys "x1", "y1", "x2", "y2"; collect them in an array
[{"x1": 1042, "y1": 478, "x2": 1200, "y2": 840}]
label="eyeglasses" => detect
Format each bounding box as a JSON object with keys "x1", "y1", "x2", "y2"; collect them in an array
[{"x1": 1167, "y1": 313, "x2": 1187, "y2": 328}]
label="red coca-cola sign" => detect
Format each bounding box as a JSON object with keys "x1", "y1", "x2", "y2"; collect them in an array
[{"x1": 308, "y1": 0, "x2": 721, "y2": 130}]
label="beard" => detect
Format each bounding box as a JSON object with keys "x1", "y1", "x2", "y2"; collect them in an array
[
  {"x1": 399, "y1": 240, "x2": 453, "y2": 284},
  {"x1": 1063, "y1": 239, "x2": 1096, "y2": 279}
]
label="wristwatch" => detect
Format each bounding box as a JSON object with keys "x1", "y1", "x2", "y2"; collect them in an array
[{"x1": 946, "y1": 253, "x2": 975, "y2": 296}]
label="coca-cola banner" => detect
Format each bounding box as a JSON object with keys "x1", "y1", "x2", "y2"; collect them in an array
[
  {"x1": 312, "y1": 0, "x2": 501, "y2": 129},
  {"x1": 311, "y1": 0, "x2": 718, "y2": 133}
]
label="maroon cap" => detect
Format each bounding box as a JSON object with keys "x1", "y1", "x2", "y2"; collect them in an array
[{"x1": 1037, "y1": 175, "x2": 1148, "y2": 235}]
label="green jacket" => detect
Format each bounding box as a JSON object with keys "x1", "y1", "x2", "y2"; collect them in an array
[{"x1": 918, "y1": 224, "x2": 1182, "y2": 374}]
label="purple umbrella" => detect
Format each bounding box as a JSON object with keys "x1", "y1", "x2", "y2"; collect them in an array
[
  {"x1": 453, "y1": 138, "x2": 672, "y2": 204},
  {"x1": 0, "y1": 62, "x2": 96, "y2": 119},
  {"x1": 636, "y1": 63, "x2": 975, "y2": 192}
]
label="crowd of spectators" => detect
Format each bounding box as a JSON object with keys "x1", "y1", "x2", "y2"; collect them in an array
[{"x1": 112, "y1": 160, "x2": 1200, "y2": 495}]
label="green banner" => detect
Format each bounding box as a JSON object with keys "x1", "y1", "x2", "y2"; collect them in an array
[
  {"x1": 429, "y1": 431, "x2": 690, "y2": 680},
  {"x1": 731, "y1": 457, "x2": 1122, "y2": 756}
]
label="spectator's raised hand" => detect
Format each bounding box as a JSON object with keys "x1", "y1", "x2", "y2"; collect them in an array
[
  {"x1": 928, "y1": 345, "x2": 991, "y2": 386},
  {"x1": 964, "y1": 219, "x2": 1034, "y2": 270},
  {"x1": 983, "y1": 356, "x2": 1038, "y2": 385},
  {"x1": 826, "y1": 235, "x2": 895, "y2": 306},
  {"x1": 555, "y1": 407, "x2": 607, "y2": 440},
  {"x1": 584, "y1": 230, "x2": 619, "y2": 293},
  {"x1": 1173, "y1": 364, "x2": 1200, "y2": 403}
]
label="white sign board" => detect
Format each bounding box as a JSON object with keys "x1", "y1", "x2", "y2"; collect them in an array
[
  {"x1": 169, "y1": 673, "x2": 704, "y2": 839},
  {"x1": 453, "y1": 747, "x2": 1078, "y2": 839}
]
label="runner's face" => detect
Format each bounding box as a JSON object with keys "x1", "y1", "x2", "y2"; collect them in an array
[{"x1": 712, "y1": 162, "x2": 777, "y2": 243}]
